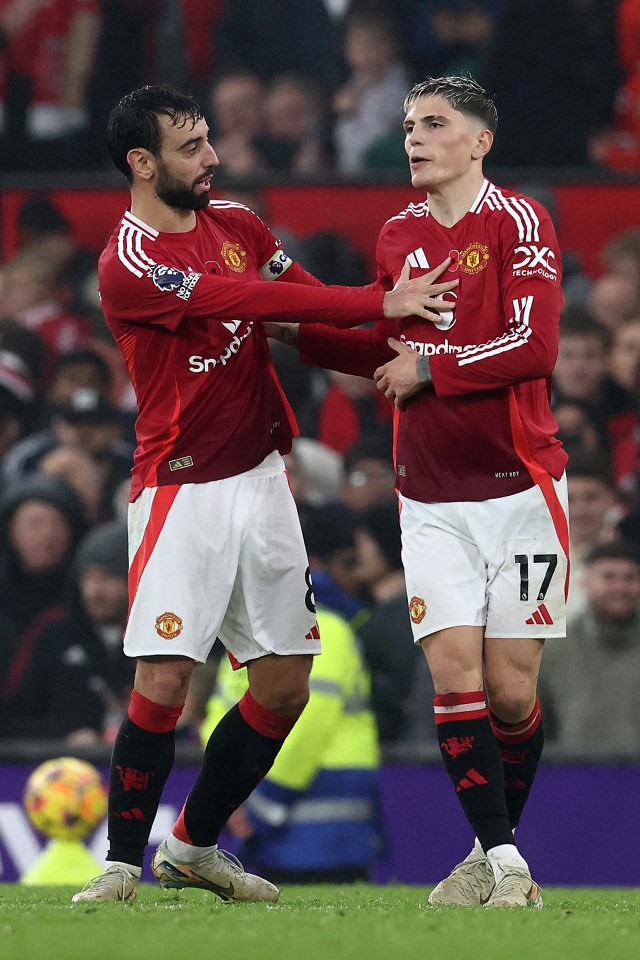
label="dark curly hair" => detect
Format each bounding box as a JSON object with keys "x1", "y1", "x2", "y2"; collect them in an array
[{"x1": 107, "y1": 83, "x2": 204, "y2": 181}]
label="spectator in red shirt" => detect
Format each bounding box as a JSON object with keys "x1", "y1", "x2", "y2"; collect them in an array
[
  {"x1": 0, "y1": 249, "x2": 92, "y2": 364},
  {"x1": 0, "y1": 0, "x2": 101, "y2": 170}
]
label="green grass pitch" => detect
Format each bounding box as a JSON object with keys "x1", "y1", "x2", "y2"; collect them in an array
[{"x1": 1, "y1": 884, "x2": 639, "y2": 960}]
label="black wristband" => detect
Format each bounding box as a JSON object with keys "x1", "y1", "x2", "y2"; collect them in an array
[{"x1": 416, "y1": 355, "x2": 432, "y2": 384}]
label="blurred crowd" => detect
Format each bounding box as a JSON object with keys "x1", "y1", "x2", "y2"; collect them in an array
[
  {"x1": 0, "y1": 0, "x2": 636, "y2": 176},
  {"x1": 1, "y1": 0, "x2": 640, "y2": 761}
]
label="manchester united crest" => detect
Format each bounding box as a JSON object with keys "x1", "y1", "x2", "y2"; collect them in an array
[
  {"x1": 221, "y1": 241, "x2": 247, "y2": 273},
  {"x1": 458, "y1": 241, "x2": 490, "y2": 275},
  {"x1": 155, "y1": 612, "x2": 184, "y2": 639},
  {"x1": 409, "y1": 596, "x2": 427, "y2": 624}
]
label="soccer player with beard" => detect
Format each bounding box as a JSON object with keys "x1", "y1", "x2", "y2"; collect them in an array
[
  {"x1": 71, "y1": 84, "x2": 453, "y2": 904},
  {"x1": 271, "y1": 76, "x2": 569, "y2": 908}
]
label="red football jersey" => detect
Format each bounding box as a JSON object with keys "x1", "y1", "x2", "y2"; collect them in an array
[
  {"x1": 98, "y1": 201, "x2": 384, "y2": 498},
  {"x1": 299, "y1": 179, "x2": 568, "y2": 502}
]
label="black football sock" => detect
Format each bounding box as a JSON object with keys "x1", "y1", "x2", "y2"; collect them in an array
[
  {"x1": 490, "y1": 698, "x2": 544, "y2": 830},
  {"x1": 106, "y1": 691, "x2": 183, "y2": 868},
  {"x1": 173, "y1": 690, "x2": 297, "y2": 847},
  {"x1": 434, "y1": 691, "x2": 514, "y2": 853}
]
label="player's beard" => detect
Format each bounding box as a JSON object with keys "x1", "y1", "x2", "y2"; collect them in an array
[{"x1": 155, "y1": 159, "x2": 212, "y2": 211}]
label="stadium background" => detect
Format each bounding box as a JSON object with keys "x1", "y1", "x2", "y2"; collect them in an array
[{"x1": 0, "y1": 0, "x2": 639, "y2": 888}]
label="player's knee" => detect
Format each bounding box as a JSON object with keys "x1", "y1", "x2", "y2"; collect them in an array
[
  {"x1": 134, "y1": 659, "x2": 193, "y2": 705},
  {"x1": 247, "y1": 653, "x2": 312, "y2": 716},
  {"x1": 487, "y1": 685, "x2": 536, "y2": 724},
  {"x1": 259, "y1": 680, "x2": 310, "y2": 718},
  {"x1": 428, "y1": 659, "x2": 483, "y2": 694},
  {"x1": 276, "y1": 684, "x2": 310, "y2": 718}
]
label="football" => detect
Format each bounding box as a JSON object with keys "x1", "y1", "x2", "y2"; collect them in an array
[{"x1": 23, "y1": 757, "x2": 107, "y2": 841}]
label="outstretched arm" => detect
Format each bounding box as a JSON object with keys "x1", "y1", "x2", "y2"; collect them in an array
[{"x1": 264, "y1": 257, "x2": 458, "y2": 379}]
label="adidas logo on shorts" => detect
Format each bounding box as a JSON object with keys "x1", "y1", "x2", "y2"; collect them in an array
[{"x1": 525, "y1": 603, "x2": 554, "y2": 625}]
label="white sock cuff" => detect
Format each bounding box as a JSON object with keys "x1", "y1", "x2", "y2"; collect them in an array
[
  {"x1": 166, "y1": 834, "x2": 218, "y2": 861},
  {"x1": 487, "y1": 843, "x2": 529, "y2": 877}
]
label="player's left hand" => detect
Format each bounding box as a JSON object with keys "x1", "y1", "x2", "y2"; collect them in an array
[{"x1": 374, "y1": 338, "x2": 427, "y2": 409}]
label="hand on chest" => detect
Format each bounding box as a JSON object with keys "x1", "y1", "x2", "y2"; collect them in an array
[{"x1": 400, "y1": 235, "x2": 501, "y2": 345}]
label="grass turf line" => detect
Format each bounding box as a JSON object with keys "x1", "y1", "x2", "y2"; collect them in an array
[{"x1": 1, "y1": 884, "x2": 639, "y2": 960}]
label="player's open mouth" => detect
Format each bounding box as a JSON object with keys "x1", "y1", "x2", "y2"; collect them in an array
[
  {"x1": 410, "y1": 157, "x2": 429, "y2": 167},
  {"x1": 195, "y1": 176, "x2": 212, "y2": 189}
]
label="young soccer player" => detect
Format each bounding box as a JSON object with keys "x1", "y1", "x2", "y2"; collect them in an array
[{"x1": 272, "y1": 76, "x2": 569, "y2": 908}]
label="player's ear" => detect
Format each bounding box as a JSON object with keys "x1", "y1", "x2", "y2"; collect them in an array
[
  {"x1": 127, "y1": 147, "x2": 155, "y2": 181},
  {"x1": 472, "y1": 129, "x2": 494, "y2": 161}
]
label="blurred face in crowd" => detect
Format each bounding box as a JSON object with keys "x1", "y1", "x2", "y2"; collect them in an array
[
  {"x1": 211, "y1": 74, "x2": 265, "y2": 139},
  {"x1": 325, "y1": 545, "x2": 361, "y2": 597},
  {"x1": 80, "y1": 565, "x2": 129, "y2": 627},
  {"x1": 589, "y1": 273, "x2": 639, "y2": 328},
  {"x1": 1, "y1": 255, "x2": 58, "y2": 314},
  {"x1": 54, "y1": 418, "x2": 121, "y2": 456},
  {"x1": 609, "y1": 318, "x2": 640, "y2": 390},
  {"x1": 341, "y1": 457, "x2": 396, "y2": 512},
  {"x1": 585, "y1": 556, "x2": 640, "y2": 625},
  {"x1": 265, "y1": 82, "x2": 318, "y2": 143},
  {"x1": 40, "y1": 446, "x2": 105, "y2": 524},
  {"x1": 568, "y1": 475, "x2": 616, "y2": 547},
  {"x1": 345, "y1": 24, "x2": 396, "y2": 79},
  {"x1": 554, "y1": 334, "x2": 609, "y2": 399},
  {"x1": 604, "y1": 245, "x2": 640, "y2": 285},
  {"x1": 8, "y1": 500, "x2": 72, "y2": 572},
  {"x1": 48, "y1": 361, "x2": 111, "y2": 406},
  {"x1": 554, "y1": 401, "x2": 603, "y2": 459}
]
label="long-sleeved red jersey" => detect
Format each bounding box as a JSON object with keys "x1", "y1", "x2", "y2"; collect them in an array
[
  {"x1": 299, "y1": 179, "x2": 568, "y2": 502},
  {"x1": 98, "y1": 201, "x2": 385, "y2": 499}
]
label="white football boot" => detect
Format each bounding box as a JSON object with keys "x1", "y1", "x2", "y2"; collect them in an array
[
  {"x1": 151, "y1": 839, "x2": 279, "y2": 903},
  {"x1": 484, "y1": 869, "x2": 543, "y2": 908},
  {"x1": 72, "y1": 863, "x2": 139, "y2": 902},
  {"x1": 428, "y1": 840, "x2": 495, "y2": 906}
]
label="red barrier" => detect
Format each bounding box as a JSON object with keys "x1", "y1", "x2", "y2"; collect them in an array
[{"x1": 3, "y1": 182, "x2": 640, "y2": 278}]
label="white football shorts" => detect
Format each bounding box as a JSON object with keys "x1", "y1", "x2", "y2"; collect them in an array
[
  {"x1": 125, "y1": 451, "x2": 320, "y2": 663},
  {"x1": 400, "y1": 474, "x2": 569, "y2": 641}
]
